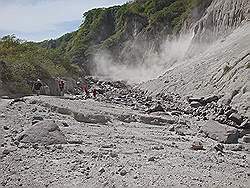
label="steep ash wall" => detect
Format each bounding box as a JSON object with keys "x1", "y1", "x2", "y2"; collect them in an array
[{"x1": 139, "y1": 0, "x2": 250, "y2": 117}]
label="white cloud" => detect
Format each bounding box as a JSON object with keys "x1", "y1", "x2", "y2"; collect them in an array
[{"x1": 0, "y1": 0, "x2": 128, "y2": 33}]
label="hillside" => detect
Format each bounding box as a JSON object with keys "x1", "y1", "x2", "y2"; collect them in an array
[
  {"x1": 139, "y1": 0, "x2": 250, "y2": 118},
  {"x1": 0, "y1": 0, "x2": 249, "y2": 99},
  {"x1": 39, "y1": 0, "x2": 212, "y2": 73}
]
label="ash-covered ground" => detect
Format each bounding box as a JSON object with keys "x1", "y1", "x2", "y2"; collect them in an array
[{"x1": 0, "y1": 77, "x2": 249, "y2": 188}]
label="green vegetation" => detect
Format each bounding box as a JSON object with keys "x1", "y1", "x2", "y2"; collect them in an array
[
  {"x1": 1, "y1": 0, "x2": 204, "y2": 94},
  {"x1": 0, "y1": 35, "x2": 80, "y2": 93},
  {"x1": 42, "y1": 0, "x2": 202, "y2": 67}
]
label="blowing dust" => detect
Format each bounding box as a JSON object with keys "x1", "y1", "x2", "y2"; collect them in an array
[{"x1": 94, "y1": 33, "x2": 194, "y2": 83}]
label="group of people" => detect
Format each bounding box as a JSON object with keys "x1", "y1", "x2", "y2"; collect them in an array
[
  {"x1": 32, "y1": 78, "x2": 97, "y2": 98},
  {"x1": 32, "y1": 78, "x2": 65, "y2": 96},
  {"x1": 76, "y1": 81, "x2": 97, "y2": 98}
]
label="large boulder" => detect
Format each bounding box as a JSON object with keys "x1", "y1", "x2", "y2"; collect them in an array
[
  {"x1": 17, "y1": 120, "x2": 67, "y2": 145},
  {"x1": 73, "y1": 112, "x2": 110, "y2": 124},
  {"x1": 201, "y1": 120, "x2": 239, "y2": 144}
]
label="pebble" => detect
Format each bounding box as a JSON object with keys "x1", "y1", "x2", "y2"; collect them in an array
[
  {"x1": 120, "y1": 169, "x2": 127, "y2": 176},
  {"x1": 148, "y1": 156, "x2": 156, "y2": 162},
  {"x1": 98, "y1": 167, "x2": 105, "y2": 174},
  {"x1": 3, "y1": 125, "x2": 9, "y2": 130}
]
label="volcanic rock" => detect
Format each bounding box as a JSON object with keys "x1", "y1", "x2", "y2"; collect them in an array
[
  {"x1": 229, "y1": 113, "x2": 243, "y2": 125},
  {"x1": 17, "y1": 120, "x2": 67, "y2": 145},
  {"x1": 201, "y1": 120, "x2": 239, "y2": 144}
]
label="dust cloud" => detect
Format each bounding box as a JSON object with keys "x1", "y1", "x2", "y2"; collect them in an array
[{"x1": 94, "y1": 33, "x2": 194, "y2": 83}]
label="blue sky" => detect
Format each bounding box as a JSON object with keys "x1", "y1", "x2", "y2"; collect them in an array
[{"x1": 0, "y1": 0, "x2": 128, "y2": 42}]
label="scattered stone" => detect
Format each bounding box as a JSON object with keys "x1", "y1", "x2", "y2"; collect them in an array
[
  {"x1": 191, "y1": 141, "x2": 204, "y2": 150},
  {"x1": 17, "y1": 120, "x2": 67, "y2": 145},
  {"x1": 62, "y1": 122, "x2": 69, "y2": 127},
  {"x1": 168, "y1": 125, "x2": 175, "y2": 132},
  {"x1": 133, "y1": 175, "x2": 138, "y2": 179},
  {"x1": 151, "y1": 145, "x2": 164, "y2": 150},
  {"x1": 0, "y1": 113, "x2": 5, "y2": 118},
  {"x1": 57, "y1": 107, "x2": 72, "y2": 116},
  {"x1": 77, "y1": 149, "x2": 84, "y2": 154},
  {"x1": 148, "y1": 156, "x2": 156, "y2": 162},
  {"x1": 3, "y1": 125, "x2": 9, "y2": 130},
  {"x1": 214, "y1": 143, "x2": 224, "y2": 152},
  {"x1": 229, "y1": 113, "x2": 243, "y2": 125},
  {"x1": 32, "y1": 143, "x2": 39, "y2": 149},
  {"x1": 2, "y1": 149, "x2": 11, "y2": 155},
  {"x1": 188, "y1": 97, "x2": 204, "y2": 103},
  {"x1": 225, "y1": 144, "x2": 243, "y2": 151},
  {"x1": 146, "y1": 102, "x2": 165, "y2": 114},
  {"x1": 110, "y1": 152, "x2": 118, "y2": 158},
  {"x1": 31, "y1": 107, "x2": 37, "y2": 113},
  {"x1": 239, "y1": 119, "x2": 250, "y2": 129},
  {"x1": 120, "y1": 169, "x2": 127, "y2": 176},
  {"x1": 204, "y1": 95, "x2": 219, "y2": 103},
  {"x1": 102, "y1": 144, "x2": 115, "y2": 149},
  {"x1": 201, "y1": 120, "x2": 239, "y2": 144},
  {"x1": 32, "y1": 116, "x2": 44, "y2": 121},
  {"x1": 98, "y1": 167, "x2": 105, "y2": 174},
  {"x1": 10, "y1": 98, "x2": 25, "y2": 105},
  {"x1": 74, "y1": 112, "x2": 110, "y2": 124},
  {"x1": 242, "y1": 134, "x2": 250, "y2": 143},
  {"x1": 190, "y1": 101, "x2": 202, "y2": 108},
  {"x1": 32, "y1": 121, "x2": 40, "y2": 125}
]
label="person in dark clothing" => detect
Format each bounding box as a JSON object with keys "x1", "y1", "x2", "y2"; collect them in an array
[
  {"x1": 33, "y1": 79, "x2": 43, "y2": 96},
  {"x1": 92, "y1": 88, "x2": 97, "y2": 98},
  {"x1": 58, "y1": 79, "x2": 65, "y2": 96}
]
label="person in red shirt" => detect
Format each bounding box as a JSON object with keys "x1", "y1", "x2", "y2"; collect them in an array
[{"x1": 82, "y1": 83, "x2": 89, "y2": 97}]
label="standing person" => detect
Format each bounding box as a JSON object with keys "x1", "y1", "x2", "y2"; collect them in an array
[
  {"x1": 82, "y1": 83, "x2": 89, "y2": 98},
  {"x1": 58, "y1": 79, "x2": 65, "y2": 96},
  {"x1": 92, "y1": 88, "x2": 97, "y2": 98},
  {"x1": 33, "y1": 79, "x2": 43, "y2": 96}
]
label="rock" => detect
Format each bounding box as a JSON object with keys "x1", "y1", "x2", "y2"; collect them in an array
[
  {"x1": 191, "y1": 141, "x2": 204, "y2": 150},
  {"x1": 239, "y1": 119, "x2": 250, "y2": 129},
  {"x1": 120, "y1": 169, "x2": 127, "y2": 176},
  {"x1": 2, "y1": 149, "x2": 11, "y2": 155},
  {"x1": 201, "y1": 120, "x2": 239, "y2": 144},
  {"x1": 133, "y1": 175, "x2": 138, "y2": 179},
  {"x1": 239, "y1": 129, "x2": 250, "y2": 137},
  {"x1": 17, "y1": 120, "x2": 67, "y2": 145},
  {"x1": 190, "y1": 101, "x2": 202, "y2": 108},
  {"x1": 117, "y1": 114, "x2": 137, "y2": 123},
  {"x1": 57, "y1": 107, "x2": 72, "y2": 116},
  {"x1": 3, "y1": 125, "x2": 9, "y2": 130},
  {"x1": 214, "y1": 143, "x2": 224, "y2": 152},
  {"x1": 110, "y1": 152, "x2": 118, "y2": 158},
  {"x1": 146, "y1": 102, "x2": 165, "y2": 114},
  {"x1": 225, "y1": 109, "x2": 237, "y2": 117},
  {"x1": 168, "y1": 125, "x2": 175, "y2": 132},
  {"x1": 10, "y1": 98, "x2": 25, "y2": 105},
  {"x1": 139, "y1": 115, "x2": 176, "y2": 126},
  {"x1": 0, "y1": 113, "x2": 5, "y2": 118},
  {"x1": 74, "y1": 112, "x2": 110, "y2": 124},
  {"x1": 32, "y1": 121, "x2": 40, "y2": 125},
  {"x1": 188, "y1": 97, "x2": 204, "y2": 104},
  {"x1": 32, "y1": 116, "x2": 44, "y2": 121},
  {"x1": 62, "y1": 122, "x2": 69, "y2": 127},
  {"x1": 204, "y1": 95, "x2": 219, "y2": 103},
  {"x1": 98, "y1": 167, "x2": 105, "y2": 174},
  {"x1": 225, "y1": 144, "x2": 243, "y2": 151},
  {"x1": 229, "y1": 113, "x2": 243, "y2": 125},
  {"x1": 148, "y1": 156, "x2": 156, "y2": 162},
  {"x1": 242, "y1": 135, "x2": 250, "y2": 143}
]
